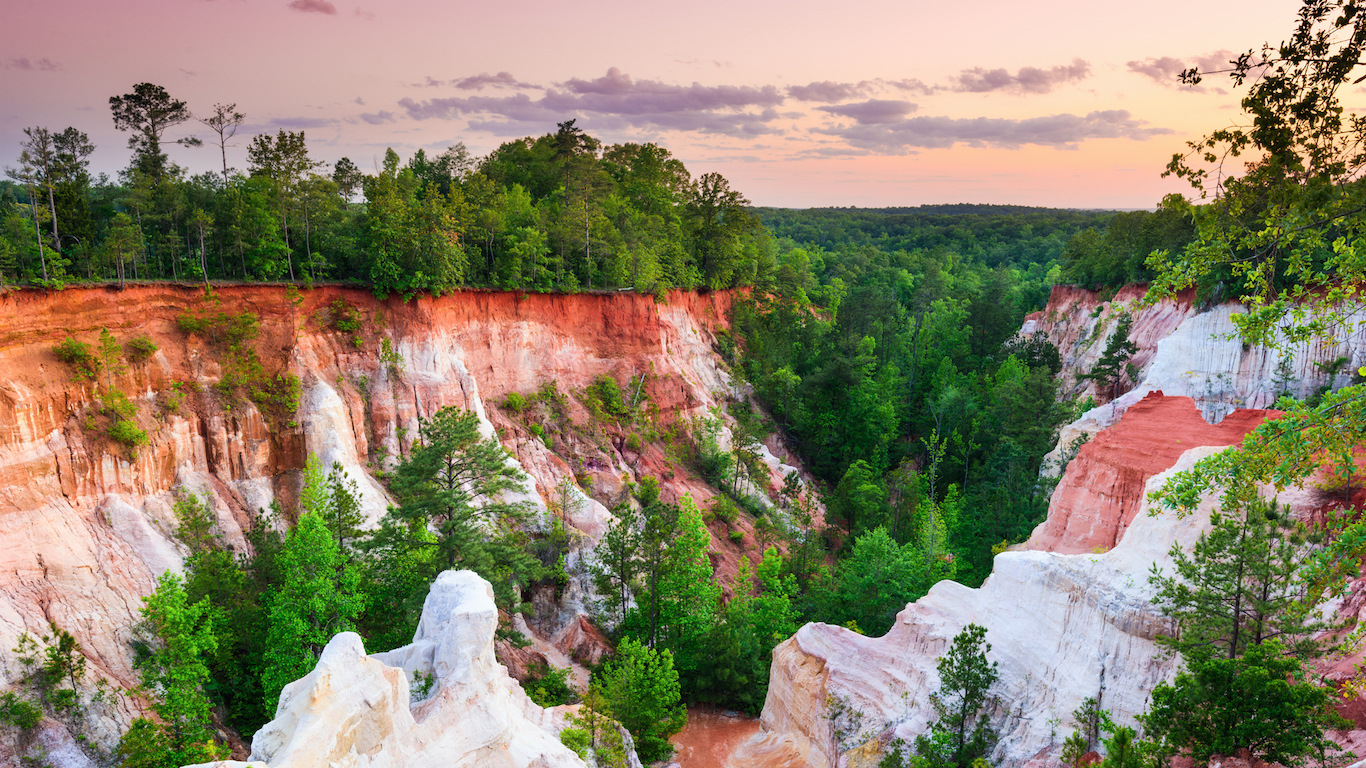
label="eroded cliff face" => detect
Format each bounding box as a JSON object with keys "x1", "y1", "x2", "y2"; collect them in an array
[
  {"x1": 1025, "y1": 285, "x2": 1366, "y2": 470},
  {"x1": 0, "y1": 285, "x2": 796, "y2": 765},
  {"x1": 745, "y1": 399, "x2": 1274, "y2": 768},
  {"x1": 749, "y1": 284, "x2": 1366, "y2": 768}
]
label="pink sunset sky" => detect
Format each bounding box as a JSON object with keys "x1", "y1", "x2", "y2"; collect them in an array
[{"x1": 0, "y1": 0, "x2": 1300, "y2": 209}]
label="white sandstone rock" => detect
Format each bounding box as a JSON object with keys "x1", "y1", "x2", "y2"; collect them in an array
[
  {"x1": 748, "y1": 446, "x2": 1230, "y2": 768},
  {"x1": 192, "y1": 570, "x2": 595, "y2": 768}
]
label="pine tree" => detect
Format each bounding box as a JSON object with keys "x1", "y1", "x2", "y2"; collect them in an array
[
  {"x1": 117, "y1": 572, "x2": 222, "y2": 768},
  {"x1": 599, "y1": 637, "x2": 686, "y2": 764},
  {"x1": 1078, "y1": 314, "x2": 1138, "y2": 402},
  {"x1": 260, "y1": 511, "x2": 362, "y2": 709},
  {"x1": 914, "y1": 623, "x2": 998, "y2": 768}
]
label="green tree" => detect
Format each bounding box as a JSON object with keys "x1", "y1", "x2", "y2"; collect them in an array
[
  {"x1": 1149, "y1": 498, "x2": 1324, "y2": 662},
  {"x1": 591, "y1": 502, "x2": 640, "y2": 630},
  {"x1": 599, "y1": 637, "x2": 686, "y2": 763},
  {"x1": 109, "y1": 82, "x2": 193, "y2": 180},
  {"x1": 377, "y1": 406, "x2": 534, "y2": 608},
  {"x1": 261, "y1": 510, "x2": 362, "y2": 708},
  {"x1": 914, "y1": 623, "x2": 998, "y2": 768},
  {"x1": 118, "y1": 571, "x2": 222, "y2": 768},
  {"x1": 654, "y1": 495, "x2": 721, "y2": 694},
  {"x1": 1140, "y1": 640, "x2": 1344, "y2": 767},
  {"x1": 1078, "y1": 314, "x2": 1138, "y2": 403}
]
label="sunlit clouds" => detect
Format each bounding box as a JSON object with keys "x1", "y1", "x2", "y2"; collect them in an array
[{"x1": 0, "y1": 0, "x2": 1295, "y2": 207}]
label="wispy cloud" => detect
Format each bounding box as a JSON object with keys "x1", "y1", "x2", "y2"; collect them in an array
[
  {"x1": 453, "y1": 71, "x2": 541, "y2": 91},
  {"x1": 7, "y1": 58, "x2": 61, "y2": 72},
  {"x1": 288, "y1": 0, "x2": 337, "y2": 14},
  {"x1": 400, "y1": 67, "x2": 786, "y2": 136},
  {"x1": 814, "y1": 109, "x2": 1171, "y2": 153},
  {"x1": 816, "y1": 99, "x2": 917, "y2": 125},
  {"x1": 359, "y1": 110, "x2": 396, "y2": 124},
  {"x1": 1126, "y1": 51, "x2": 1242, "y2": 93},
  {"x1": 948, "y1": 58, "x2": 1091, "y2": 94}
]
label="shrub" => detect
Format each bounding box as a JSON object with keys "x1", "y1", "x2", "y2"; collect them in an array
[
  {"x1": 329, "y1": 298, "x2": 362, "y2": 333},
  {"x1": 729, "y1": 529, "x2": 745, "y2": 543},
  {"x1": 125, "y1": 334, "x2": 159, "y2": 364},
  {"x1": 529, "y1": 423, "x2": 544, "y2": 437},
  {"x1": 712, "y1": 495, "x2": 740, "y2": 525},
  {"x1": 625, "y1": 432, "x2": 643, "y2": 452},
  {"x1": 107, "y1": 419, "x2": 149, "y2": 447},
  {"x1": 559, "y1": 727, "x2": 590, "y2": 758},
  {"x1": 524, "y1": 661, "x2": 578, "y2": 707},
  {"x1": 103, "y1": 388, "x2": 138, "y2": 419},
  {"x1": 53, "y1": 338, "x2": 99, "y2": 380},
  {"x1": 504, "y1": 392, "x2": 527, "y2": 413},
  {"x1": 0, "y1": 691, "x2": 42, "y2": 729}
]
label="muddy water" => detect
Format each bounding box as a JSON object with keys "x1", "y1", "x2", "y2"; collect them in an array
[{"x1": 669, "y1": 707, "x2": 764, "y2": 768}]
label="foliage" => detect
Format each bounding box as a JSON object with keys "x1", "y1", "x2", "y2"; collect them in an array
[
  {"x1": 370, "y1": 406, "x2": 537, "y2": 616},
  {"x1": 1149, "y1": 498, "x2": 1327, "y2": 662},
  {"x1": 107, "y1": 419, "x2": 149, "y2": 447},
  {"x1": 914, "y1": 623, "x2": 998, "y2": 768},
  {"x1": 118, "y1": 571, "x2": 223, "y2": 768},
  {"x1": 125, "y1": 334, "x2": 158, "y2": 364},
  {"x1": 0, "y1": 691, "x2": 42, "y2": 729},
  {"x1": 524, "y1": 660, "x2": 578, "y2": 707},
  {"x1": 1140, "y1": 640, "x2": 1346, "y2": 767},
  {"x1": 53, "y1": 337, "x2": 99, "y2": 380},
  {"x1": 261, "y1": 510, "x2": 362, "y2": 708},
  {"x1": 598, "y1": 637, "x2": 686, "y2": 763},
  {"x1": 1077, "y1": 314, "x2": 1138, "y2": 402}
]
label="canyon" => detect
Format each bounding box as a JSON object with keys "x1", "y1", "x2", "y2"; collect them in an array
[
  {"x1": 742, "y1": 285, "x2": 1366, "y2": 768},
  {"x1": 0, "y1": 284, "x2": 799, "y2": 768},
  {"x1": 1, "y1": 282, "x2": 1363, "y2": 768}
]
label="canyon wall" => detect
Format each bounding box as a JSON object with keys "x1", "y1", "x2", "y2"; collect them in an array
[
  {"x1": 750, "y1": 284, "x2": 1366, "y2": 768},
  {"x1": 0, "y1": 285, "x2": 795, "y2": 765},
  {"x1": 1024, "y1": 285, "x2": 1366, "y2": 471},
  {"x1": 744, "y1": 399, "x2": 1274, "y2": 768}
]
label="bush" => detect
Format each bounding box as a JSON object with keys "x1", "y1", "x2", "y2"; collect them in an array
[
  {"x1": 125, "y1": 334, "x2": 159, "y2": 364},
  {"x1": 729, "y1": 529, "x2": 745, "y2": 543},
  {"x1": 529, "y1": 423, "x2": 544, "y2": 437},
  {"x1": 712, "y1": 496, "x2": 740, "y2": 525},
  {"x1": 559, "y1": 727, "x2": 590, "y2": 758},
  {"x1": 53, "y1": 338, "x2": 99, "y2": 380},
  {"x1": 504, "y1": 392, "x2": 527, "y2": 413},
  {"x1": 0, "y1": 691, "x2": 42, "y2": 729},
  {"x1": 107, "y1": 419, "x2": 149, "y2": 447},
  {"x1": 524, "y1": 661, "x2": 578, "y2": 707},
  {"x1": 103, "y1": 388, "x2": 138, "y2": 419},
  {"x1": 625, "y1": 432, "x2": 643, "y2": 452},
  {"x1": 329, "y1": 298, "x2": 362, "y2": 333}
]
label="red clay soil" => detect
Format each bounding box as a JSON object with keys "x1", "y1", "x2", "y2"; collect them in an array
[
  {"x1": 1027, "y1": 392, "x2": 1279, "y2": 554},
  {"x1": 670, "y1": 708, "x2": 764, "y2": 768}
]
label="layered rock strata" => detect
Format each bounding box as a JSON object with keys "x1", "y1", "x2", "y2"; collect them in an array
[{"x1": 0, "y1": 286, "x2": 797, "y2": 762}]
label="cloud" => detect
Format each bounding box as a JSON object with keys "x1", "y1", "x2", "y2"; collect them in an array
[
  {"x1": 250, "y1": 116, "x2": 337, "y2": 130},
  {"x1": 7, "y1": 58, "x2": 60, "y2": 72},
  {"x1": 400, "y1": 68, "x2": 786, "y2": 136},
  {"x1": 814, "y1": 109, "x2": 1172, "y2": 153},
  {"x1": 816, "y1": 99, "x2": 917, "y2": 125},
  {"x1": 949, "y1": 59, "x2": 1091, "y2": 94},
  {"x1": 354, "y1": 97, "x2": 366, "y2": 105},
  {"x1": 288, "y1": 0, "x2": 337, "y2": 14},
  {"x1": 354, "y1": 7, "x2": 375, "y2": 19},
  {"x1": 788, "y1": 81, "x2": 875, "y2": 103},
  {"x1": 882, "y1": 78, "x2": 935, "y2": 96},
  {"x1": 359, "y1": 110, "x2": 396, "y2": 125},
  {"x1": 453, "y1": 71, "x2": 541, "y2": 90},
  {"x1": 1126, "y1": 51, "x2": 1242, "y2": 92}
]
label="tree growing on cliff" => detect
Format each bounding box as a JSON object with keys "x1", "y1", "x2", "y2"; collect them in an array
[
  {"x1": 1077, "y1": 314, "x2": 1137, "y2": 403},
  {"x1": 914, "y1": 623, "x2": 998, "y2": 768},
  {"x1": 118, "y1": 572, "x2": 223, "y2": 768},
  {"x1": 1140, "y1": 497, "x2": 1346, "y2": 766},
  {"x1": 598, "y1": 637, "x2": 686, "y2": 763},
  {"x1": 260, "y1": 510, "x2": 362, "y2": 709},
  {"x1": 374, "y1": 406, "x2": 537, "y2": 610}
]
